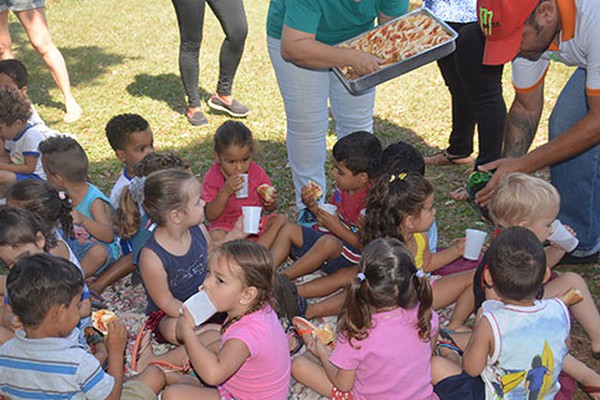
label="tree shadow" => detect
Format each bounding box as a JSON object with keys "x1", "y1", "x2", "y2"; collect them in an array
[
  {"x1": 126, "y1": 73, "x2": 212, "y2": 114},
  {"x1": 7, "y1": 21, "x2": 127, "y2": 109}
]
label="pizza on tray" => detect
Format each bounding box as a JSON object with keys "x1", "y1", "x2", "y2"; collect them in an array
[{"x1": 338, "y1": 12, "x2": 452, "y2": 79}]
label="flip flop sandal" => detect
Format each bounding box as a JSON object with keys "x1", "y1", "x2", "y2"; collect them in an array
[
  {"x1": 286, "y1": 325, "x2": 304, "y2": 356},
  {"x1": 578, "y1": 383, "x2": 600, "y2": 400},
  {"x1": 148, "y1": 359, "x2": 191, "y2": 374},
  {"x1": 131, "y1": 322, "x2": 151, "y2": 372},
  {"x1": 425, "y1": 149, "x2": 473, "y2": 166},
  {"x1": 88, "y1": 289, "x2": 106, "y2": 310},
  {"x1": 436, "y1": 328, "x2": 464, "y2": 356}
]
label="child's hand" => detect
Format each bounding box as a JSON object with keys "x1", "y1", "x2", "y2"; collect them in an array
[
  {"x1": 305, "y1": 332, "x2": 330, "y2": 360},
  {"x1": 452, "y1": 238, "x2": 466, "y2": 258},
  {"x1": 222, "y1": 172, "x2": 245, "y2": 196},
  {"x1": 315, "y1": 206, "x2": 339, "y2": 230},
  {"x1": 105, "y1": 318, "x2": 127, "y2": 355},
  {"x1": 175, "y1": 305, "x2": 196, "y2": 343},
  {"x1": 300, "y1": 185, "x2": 318, "y2": 210},
  {"x1": 229, "y1": 216, "x2": 249, "y2": 240},
  {"x1": 261, "y1": 189, "x2": 278, "y2": 209},
  {"x1": 70, "y1": 209, "x2": 84, "y2": 225}
]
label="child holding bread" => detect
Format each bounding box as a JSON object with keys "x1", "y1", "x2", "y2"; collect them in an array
[{"x1": 201, "y1": 120, "x2": 287, "y2": 248}]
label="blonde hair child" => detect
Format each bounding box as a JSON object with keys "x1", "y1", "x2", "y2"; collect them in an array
[
  {"x1": 486, "y1": 173, "x2": 600, "y2": 356},
  {"x1": 120, "y1": 169, "x2": 243, "y2": 344}
]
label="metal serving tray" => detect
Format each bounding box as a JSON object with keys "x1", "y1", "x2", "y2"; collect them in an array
[{"x1": 333, "y1": 8, "x2": 458, "y2": 95}]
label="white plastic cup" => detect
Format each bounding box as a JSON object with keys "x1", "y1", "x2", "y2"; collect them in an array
[
  {"x1": 236, "y1": 174, "x2": 249, "y2": 199},
  {"x1": 183, "y1": 290, "x2": 217, "y2": 326},
  {"x1": 242, "y1": 206, "x2": 262, "y2": 234},
  {"x1": 464, "y1": 229, "x2": 487, "y2": 260},
  {"x1": 319, "y1": 204, "x2": 337, "y2": 215},
  {"x1": 548, "y1": 219, "x2": 579, "y2": 252}
]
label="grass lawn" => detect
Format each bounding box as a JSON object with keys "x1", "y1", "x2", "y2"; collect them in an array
[{"x1": 6, "y1": 0, "x2": 599, "y2": 393}]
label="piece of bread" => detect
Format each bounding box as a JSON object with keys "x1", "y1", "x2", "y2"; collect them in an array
[
  {"x1": 292, "y1": 316, "x2": 335, "y2": 346},
  {"x1": 257, "y1": 184, "x2": 277, "y2": 203},
  {"x1": 304, "y1": 180, "x2": 323, "y2": 202},
  {"x1": 91, "y1": 310, "x2": 117, "y2": 334},
  {"x1": 559, "y1": 288, "x2": 583, "y2": 306}
]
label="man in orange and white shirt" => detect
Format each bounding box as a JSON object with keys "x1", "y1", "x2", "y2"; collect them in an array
[{"x1": 474, "y1": 0, "x2": 600, "y2": 265}]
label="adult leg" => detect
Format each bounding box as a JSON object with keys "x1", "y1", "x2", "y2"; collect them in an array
[
  {"x1": 427, "y1": 22, "x2": 476, "y2": 164},
  {"x1": 549, "y1": 67, "x2": 600, "y2": 258},
  {"x1": 0, "y1": 10, "x2": 13, "y2": 59},
  {"x1": 329, "y1": 69, "x2": 374, "y2": 140},
  {"x1": 16, "y1": 8, "x2": 81, "y2": 122},
  {"x1": 171, "y1": 0, "x2": 207, "y2": 122},
  {"x1": 268, "y1": 36, "x2": 330, "y2": 209},
  {"x1": 455, "y1": 23, "x2": 505, "y2": 166},
  {"x1": 207, "y1": 0, "x2": 247, "y2": 98}
]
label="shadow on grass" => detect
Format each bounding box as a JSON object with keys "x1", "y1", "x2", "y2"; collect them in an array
[
  {"x1": 126, "y1": 73, "x2": 212, "y2": 115},
  {"x1": 7, "y1": 22, "x2": 127, "y2": 109}
]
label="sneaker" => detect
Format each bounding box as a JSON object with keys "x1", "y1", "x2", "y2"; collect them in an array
[
  {"x1": 297, "y1": 208, "x2": 317, "y2": 228},
  {"x1": 187, "y1": 110, "x2": 208, "y2": 126},
  {"x1": 207, "y1": 93, "x2": 250, "y2": 118}
]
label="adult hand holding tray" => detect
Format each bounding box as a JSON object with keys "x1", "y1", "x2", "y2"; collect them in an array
[{"x1": 183, "y1": 290, "x2": 217, "y2": 326}]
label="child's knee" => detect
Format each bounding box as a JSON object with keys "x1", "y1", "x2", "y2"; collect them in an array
[
  {"x1": 291, "y1": 355, "x2": 314, "y2": 380},
  {"x1": 558, "y1": 272, "x2": 586, "y2": 290},
  {"x1": 84, "y1": 245, "x2": 108, "y2": 267}
]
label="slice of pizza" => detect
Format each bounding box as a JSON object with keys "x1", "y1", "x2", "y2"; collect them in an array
[{"x1": 91, "y1": 309, "x2": 117, "y2": 335}]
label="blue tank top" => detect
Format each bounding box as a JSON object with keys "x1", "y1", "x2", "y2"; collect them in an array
[{"x1": 143, "y1": 225, "x2": 208, "y2": 314}]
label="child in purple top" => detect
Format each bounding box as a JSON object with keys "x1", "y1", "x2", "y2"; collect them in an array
[{"x1": 292, "y1": 238, "x2": 439, "y2": 400}]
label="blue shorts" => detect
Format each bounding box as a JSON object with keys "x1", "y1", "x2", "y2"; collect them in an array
[
  {"x1": 291, "y1": 227, "x2": 360, "y2": 274},
  {"x1": 434, "y1": 371, "x2": 485, "y2": 400},
  {"x1": 0, "y1": 0, "x2": 44, "y2": 12},
  {"x1": 66, "y1": 237, "x2": 119, "y2": 275},
  {"x1": 15, "y1": 172, "x2": 43, "y2": 181}
]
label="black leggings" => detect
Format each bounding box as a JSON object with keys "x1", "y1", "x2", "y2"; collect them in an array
[
  {"x1": 172, "y1": 0, "x2": 247, "y2": 108},
  {"x1": 436, "y1": 22, "x2": 506, "y2": 166}
]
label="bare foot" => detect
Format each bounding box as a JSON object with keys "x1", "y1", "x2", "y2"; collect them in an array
[{"x1": 63, "y1": 102, "x2": 82, "y2": 123}]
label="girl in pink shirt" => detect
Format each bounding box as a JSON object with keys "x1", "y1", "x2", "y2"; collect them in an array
[
  {"x1": 202, "y1": 121, "x2": 288, "y2": 248},
  {"x1": 292, "y1": 237, "x2": 439, "y2": 400},
  {"x1": 162, "y1": 239, "x2": 291, "y2": 400}
]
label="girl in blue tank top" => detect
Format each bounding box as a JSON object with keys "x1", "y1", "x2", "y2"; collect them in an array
[{"x1": 133, "y1": 169, "x2": 244, "y2": 344}]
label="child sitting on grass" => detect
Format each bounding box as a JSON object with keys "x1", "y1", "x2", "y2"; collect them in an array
[
  {"x1": 0, "y1": 59, "x2": 47, "y2": 129},
  {"x1": 0, "y1": 253, "x2": 169, "y2": 400},
  {"x1": 202, "y1": 120, "x2": 287, "y2": 248},
  {"x1": 292, "y1": 238, "x2": 438, "y2": 399},
  {"x1": 39, "y1": 135, "x2": 120, "y2": 277},
  {"x1": 105, "y1": 113, "x2": 155, "y2": 208},
  {"x1": 271, "y1": 131, "x2": 382, "y2": 281},
  {"x1": 0, "y1": 87, "x2": 46, "y2": 194},
  {"x1": 469, "y1": 173, "x2": 600, "y2": 357},
  {"x1": 432, "y1": 227, "x2": 600, "y2": 400}
]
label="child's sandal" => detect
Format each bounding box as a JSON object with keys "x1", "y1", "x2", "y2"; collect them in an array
[
  {"x1": 131, "y1": 322, "x2": 151, "y2": 372},
  {"x1": 286, "y1": 325, "x2": 304, "y2": 356},
  {"x1": 578, "y1": 383, "x2": 600, "y2": 400}
]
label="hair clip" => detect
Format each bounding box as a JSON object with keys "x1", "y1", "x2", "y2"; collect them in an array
[
  {"x1": 129, "y1": 176, "x2": 146, "y2": 205},
  {"x1": 389, "y1": 172, "x2": 407, "y2": 183},
  {"x1": 415, "y1": 269, "x2": 425, "y2": 279},
  {"x1": 356, "y1": 272, "x2": 366, "y2": 282}
]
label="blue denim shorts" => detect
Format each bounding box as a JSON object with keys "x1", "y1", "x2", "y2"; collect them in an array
[
  {"x1": 66, "y1": 237, "x2": 118, "y2": 275},
  {"x1": 15, "y1": 172, "x2": 43, "y2": 181},
  {"x1": 0, "y1": 0, "x2": 45, "y2": 12},
  {"x1": 291, "y1": 227, "x2": 360, "y2": 274}
]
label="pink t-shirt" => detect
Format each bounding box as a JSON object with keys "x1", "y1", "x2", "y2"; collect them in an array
[
  {"x1": 201, "y1": 161, "x2": 272, "y2": 232},
  {"x1": 329, "y1": 306, "x2": 439, "y2": 400},
  {"x1": 220, "y1": 306, "x2": 291, "y2": 399}
]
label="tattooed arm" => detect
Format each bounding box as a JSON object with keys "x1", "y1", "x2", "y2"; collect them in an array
[
  {"x1": 502, "y1": 85, "x2": 544, "y2": 158},
  {"x1": 476, "y1": 90, "x2": 600, "y2": 205}
]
